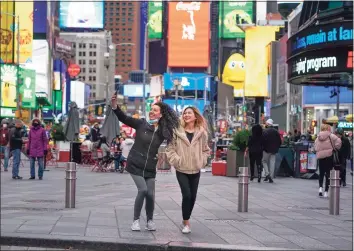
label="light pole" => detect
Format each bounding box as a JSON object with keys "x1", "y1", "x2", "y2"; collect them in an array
[{"x1": 143, "y1": 22, "x2": 149, "y2": 118}]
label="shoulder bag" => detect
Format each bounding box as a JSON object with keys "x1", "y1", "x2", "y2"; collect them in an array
[{"x1": 329, "y1": 135, "x2": 341, "y2": 170}]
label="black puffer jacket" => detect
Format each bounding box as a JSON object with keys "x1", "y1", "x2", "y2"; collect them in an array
[
  {"x1": 261, "y1": 126, "x2": 282, "y2": 154},
  {"x1": 113, "y1": 107, "x2": 164, "y2": 178},
  {"x1": 248, "y1": 124, "x2": 263, "y2": 153}
]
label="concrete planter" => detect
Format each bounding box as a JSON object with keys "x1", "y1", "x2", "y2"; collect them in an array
[{"x1": 226, "y1": 149, "x2": 237, "y2": 177}]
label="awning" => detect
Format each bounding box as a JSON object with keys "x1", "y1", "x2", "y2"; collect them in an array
[
  {"x1": 345, "y1": 114, "x2": 353, "y2": 122},
  {"x1": 35, "y1": 92, "x2": 51, "y2": 107},
  {"x1": 323, "y1": 115, "x2": 338, "y2": 124}
]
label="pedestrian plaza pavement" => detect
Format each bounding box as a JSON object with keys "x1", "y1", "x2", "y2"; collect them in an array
[{"x1": 1, "y1": 163, "x2": 353, "y2": 250}]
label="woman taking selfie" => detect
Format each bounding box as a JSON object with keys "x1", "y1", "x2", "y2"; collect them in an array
[
  {"x1": 111, "y1": 94, "x2": 179, "y2": 231},
  {"x1": 166, "y1": 106, "x2": 210, "y2": 234}
]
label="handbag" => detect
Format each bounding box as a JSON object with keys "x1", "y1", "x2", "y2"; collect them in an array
[{"x1": 329, "y1": 135, "x2": 341, "y2": 170}]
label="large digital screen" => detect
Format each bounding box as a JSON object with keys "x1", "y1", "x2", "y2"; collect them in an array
[
  {"x1": 168, "y1": 2, "x2": 210, "y2": 67},
  {"x1": 163, "y1": 73, "x2": 210, "y2": 91},
  {"x1": 0, "y1": 64, "x2": 17, "y2": 108},
  {"x1": 304, "y1": 86, "x2": 352, "y2": 105},
  {"x1": 0, "y1": 1, "x2": 15, "y2": 64},
  {"x1": 70, "y1": 81, "x2": 85, "y2": 109},
  {"x1": 123, "y1": 84, "x2": 150, "y2": 97},
  {"x1": 163, "y1": 99, "x2": 209, "y2": 115},
  {"x1": 148, "y1": 1, "x2": 163, "y2": 39},
  {"x1": 33, "y1": 1, "x2": 47, "y2": 34},
  {"x1": 15, "y1": 1, "x2": 33, "y2": 64},
  {"x1": 244, "y1": 26, "x2": 281, "y2": 97},
  {"x1": 219, "y1": 1, "x2": 254, "y2": 38},
  {"x1": 59, "y1": 1, "x2": 104, "y2": 29}
]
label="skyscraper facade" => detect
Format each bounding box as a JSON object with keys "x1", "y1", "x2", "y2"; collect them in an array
[{"x1": 104, "y1": 1, "x2": 141, "y2": 82}]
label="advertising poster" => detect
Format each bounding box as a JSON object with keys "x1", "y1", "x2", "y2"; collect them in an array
[
  {"x1": 148, "y1": 1, "x2": 163, "y2": 39},
  {"x1": 59, "y1": 1, "x2": 104, "y2": 29},
  {"x1": 19, "y1": 68, "x2": 36, "y2": 109},
  {"x1": 33, "y1": 1, "x2": 47, "y2": 34},
  {"x1": 163, "y1": 73, "x2": 210, "y2": 91},
  {"x1": 219, "y1": 1, "x2": 254, "y2": 38},
  {"x1": 307, "y1": 152, "x2": 317, "y2": 170},
  {"x1": 299, "y1": 151, "x2": 308, "y2": 173},
  {"x1": 0, "y1": 1, "x2": 15, "y2": 63},
  {"x1": 220, "y1": 49, "x2": 245, "y2": 97},
  {"x1": 14, "y1": 1, "x2": 33, "y2": 64},
  {"x1": 168, "y1": 2, "x2": 210, "y2": 67},
  {"x1": 0, "y1": 64, "x2": 17, "y2": 108},
  {"x1": 244, "y1": 26, "x2": 280, "y2": 97},
  {"x1": 163, "y1": 99, "x2": 209, "y2": 114}
]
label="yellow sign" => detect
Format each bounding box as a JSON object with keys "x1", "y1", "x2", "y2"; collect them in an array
[
  {"x1": 222, "y1": 53, "x2": 245, "y2": 97},
  {"x1": 0, "y1": 64, "x2": 17, "y2": 108},
  {"x1": 14, "y1": 1, "x2": 33, "y2": 63},
  {"x1": 0, "y1": 1, "x2": 15, "y2": 63},
  {"x1": 244, "y1": 26, "x2": 281, "y2": 97}
]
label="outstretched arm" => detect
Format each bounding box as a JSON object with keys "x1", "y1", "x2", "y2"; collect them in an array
[{"x1": 112, "y1": 106, "x2": 143, "y2": 130}]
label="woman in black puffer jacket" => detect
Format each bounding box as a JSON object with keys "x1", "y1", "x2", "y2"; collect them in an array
[{"x1": 245, "y1": 124, "x2": 263, "y2": 182}]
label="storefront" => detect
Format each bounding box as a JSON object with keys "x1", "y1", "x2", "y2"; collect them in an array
[{"x1": 287, "y1": 20, "x2": 353, "y2": 85}]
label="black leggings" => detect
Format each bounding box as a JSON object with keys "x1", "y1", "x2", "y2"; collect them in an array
[
  {"x1": 176, "y1": 171, "x2": 200, "y2": 221},
  {"x1": 249, "y1": 152, "x2": 262, "y2": 177},
  {"x1": 318, "y1": 156, "x2": 333, "y2": 192}
]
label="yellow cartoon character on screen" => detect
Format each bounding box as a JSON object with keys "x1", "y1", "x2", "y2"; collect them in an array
[
  {"x1": 222, "y1": 53, "x2": 245, "y2": 97},
  {"x1": 224, "y1": 10, "x2": 252, "y2": 34},
  {"x1": 1, "y1": 65, "x2": 17, "y2": 107},
  {"x1": 149, "y1": 9, "x2": 162, "y2": 34}
]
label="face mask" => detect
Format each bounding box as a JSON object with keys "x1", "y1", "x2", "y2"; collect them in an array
[
  {"x1": 33, "y1": 123, "x2": 39, "y2": 127},
  {"x1": 148, "y1": 119, "x2": 159, "y2": 125}
]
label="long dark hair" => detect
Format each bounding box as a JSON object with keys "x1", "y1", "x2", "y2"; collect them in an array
[
  {"x1": 98, "y1": 136, "x2": 108, "y2": 149},
  {"x1": 154, "y1": 102, "x2": 179, "y2": 144}
]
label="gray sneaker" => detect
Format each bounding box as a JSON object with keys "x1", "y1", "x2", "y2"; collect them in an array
[
  {"x1": 131, "y1": 220, "x2": 141, "y2": 231},
  {"x1": 146, "y1": 220, "x2": 156, "y2": 231}
]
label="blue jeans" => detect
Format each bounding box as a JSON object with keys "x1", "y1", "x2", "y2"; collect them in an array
[
  {"x1": 114, "y1": 155, "x2": 126, "y2": 170},
  {"x1": 30, "y1": 157, "x2": 44, "y2": 178},
  {"x1": 0, "y1": 146, "x2": 9, "y2": 170},
  {"x1": 11, "y1": 149, "x2": 21, "y2": 177}
]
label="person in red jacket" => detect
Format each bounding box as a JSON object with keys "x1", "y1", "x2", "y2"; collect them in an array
[
  {"x1": 27, "y1": 118, "x2": 48, "y2": 180},
  {"x1": 0, "y1": 121, "x2": 10, "y2": 171}
]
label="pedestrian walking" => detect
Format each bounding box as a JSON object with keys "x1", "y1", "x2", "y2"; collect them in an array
[
  {"x1": 0, "y1": 120, "x2": 10, "y2": 172},
  {"x1": 245, "y1": 124, "x2": 263, "y2": 182},
  {"x1": 261, "y1": 119, "x2": 282, "y2": 183},
  {"x1": 9, "y1": 120, "x2": 24, "y2": 179},
  {"x1": 166, "y1": 107, "x2": 210, "y2": 234},
  {"x1": 27, "y1": 118, "x2": 48, "y2": 180},
  {"x1": 111, "y1": 93, "x2": 179, "y2": 232},
  {"x1": 90, "y1": 123, "x2": 101, "y2": 143},
  {"x1": 314, "y1": 124, "x2": 341, "y2": 198},
  {"x1": 334, "y1": 128, "x2": 351, "y2": 187}
]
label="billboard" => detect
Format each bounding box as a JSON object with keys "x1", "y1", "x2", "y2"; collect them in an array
[
  {"x1": 33, "y1": 1, "x2": 47, "y2": 34},
  {"x1": 304, "y1": 86, "x2": 352, "y2": 105},
  {"x1": 123, "y1": 84, "x2": 150, "y2": 97},
  {"x1": 140, "y1": 1, "x2": 148, "y2": 69},
  {"x1": 19, "y1": 68, "x2": 36, "y2": 109},
  {"x1": 148, "y1": 1, "x2": 163, "y2": 39},
  {"x1": 163, "y1": 99, "x2": 209, "y2": 115},
  {"x1": 0, "y1": 64, "x2": 17, "y2": 108},
  {"x1": 59, "y1": 1, "x2": 104, "y2": 29},
  {"x1": 219, "y1": 1, "x2": 254, "y2": 38},
  {"x1": 14, "y1": 1, "x2": 34, "y2": 64},
  {"x1": 163, "y1": 73, "x2": 210, "y2": 91},
  {"x1": 70, "y1": 81, "x2": 85, "y2": 109},
  {"x1": 0, "y1": 1, "x2": 15, "y2": 63},
  {"x1": 244, "y1": 26, "x2": 281, "y2": 97},
  {"x1": 168, "y1": 2, "x2": 210, "y2": 67},
  {"x1": 221, "y1": 52, "x2": 245, "y2": 97}
]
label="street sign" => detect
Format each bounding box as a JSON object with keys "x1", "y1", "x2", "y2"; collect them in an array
[{"x1": 67, "y1": 64, "x2": 81, "y2": 78}]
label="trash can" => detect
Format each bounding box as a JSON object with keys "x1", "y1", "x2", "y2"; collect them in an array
[{"x1": 157, "y1": 143, "x2": 171, "y2": 170}]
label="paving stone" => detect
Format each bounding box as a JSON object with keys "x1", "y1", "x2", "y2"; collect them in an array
[
  {"x1": 85, "y1": 227, "x2": 119, "y2": 238},
  {"x1": 119, "y1": 230, "x2": 155, "y2": 240},
  {"x1": 88, "y1": 217, "x2": 117, "y2": 227},
  {"x1": 16, "y1": 225, "x2": 53, "y2": 234},
  {"x1": 50, "y1": 226, "x2": 85, "y2": 236}
]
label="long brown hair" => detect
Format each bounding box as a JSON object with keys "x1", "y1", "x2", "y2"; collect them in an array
[{"x1": 181, "y1": 106, "x2": 208, "y2": 131}]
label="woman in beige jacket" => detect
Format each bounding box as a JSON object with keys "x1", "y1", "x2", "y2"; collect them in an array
[{"x1": 166, "y1": 106, "x2": 210, "y2": 234}]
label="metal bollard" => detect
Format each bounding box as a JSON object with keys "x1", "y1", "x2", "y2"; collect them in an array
[
  {"x1": 238, "y1": 167, "x2": 249, "y2": 212},
  {"x1": 329, "y1": 170, "x2": 340, "y2": 215},
  {"x1": 65, "y1": 162, "x2": 77, "y2": 208}
]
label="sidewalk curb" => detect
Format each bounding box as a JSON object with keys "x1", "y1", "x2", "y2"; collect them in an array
[{"x1": 0, "y1": 234, "x2": 293, "y2": 251}]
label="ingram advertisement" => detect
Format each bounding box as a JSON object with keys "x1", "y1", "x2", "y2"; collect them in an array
[
  {"x1": 245, "y1": 26, "x2": 281, "y2": 97},
  {"x1": 148, "y1": 1, "x2": 163, "y2": 39},
  {"x1": 59, "y1": 1, "x2": 104, "y2": 29},
  {"x1": 168, "y1": 2, "x2": 210, "y2": 67},
  {"x1": 163, "y1": 73, "x2": 210, "y2": 91},
  {"x1": 219, "y1": 1, "x2": 254, "y2": 38}
]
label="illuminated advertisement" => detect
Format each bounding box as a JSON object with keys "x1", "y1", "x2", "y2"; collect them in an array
[
  {"x1": 59, "y1": 1, "x2": 104, "y2": 29},
  {"x1": 219, "y1": 1, "x2": 254, "y2": 38},
  {"x1": 244, "y1": 26, "x2": 281, "y2": 97},
  {"x1": 0, "y1": 64, "x2": 17, "y2": 108},
  {"x1": 19, "y1": 68, "x2": 36, "y2": 109},
  {"x1": 14, "y1": 1, "x2": 33, "y2": 64},
  {"x1": 70, "y1": 81, "x2": 85, "y2": 109},
  {"x1": 0, "y1": 1, "x2": 14, "y2": 63},
  {"x1": 148, "y1": 1, "x2": 163, "y2": 39},
  {"x1": 163, "y1": 99, "x2": 209, "y2": 115},
  {"x1": 123, "y1": 84, "x2": 150, "y2": 97},
  {"x1": 221, "y1": 52, "x2": 245, "y2": 97},
  {"x1": 33, "y1": 1, "x2": 47, "y2": 34},
  {"x1": 168, "y1": 2, "x2": 210, "y2": 67},
  {"x1": 163, "y1": 73, "x2": 210, "y2": 91}
]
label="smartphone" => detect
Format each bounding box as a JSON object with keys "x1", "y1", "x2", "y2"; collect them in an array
[{"x1": 114, "y1": 90, "x2": 118, "y2": 96}]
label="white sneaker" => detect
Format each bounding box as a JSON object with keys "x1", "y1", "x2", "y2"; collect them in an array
[
  {"x1": 319, "y1": 187, "x2": 323, "y2": 197},
  {"x1": 182, "y1": 225, "x2": 191, "y2": 234},
  {"x1": 131, "y1": 220, "x2": 141, "y2": 231},
  {"x1": 324, "y1": 191, "x2": 328, "y2": 198},
  {"x1": 146, "y1": 220, "x2": 156, "y2": 231}
]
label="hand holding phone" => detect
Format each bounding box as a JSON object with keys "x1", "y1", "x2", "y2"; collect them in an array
[{"x1": 111, "y1": 91, "x2": 118, "y2": 109}]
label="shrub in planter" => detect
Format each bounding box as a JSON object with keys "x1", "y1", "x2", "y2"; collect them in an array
[
  {"x1": 230, "y1": 129, "x2": 251, "y2": 152},
  {"x1": 51, "y1": 123, "x2": 65, "y2": 142}
]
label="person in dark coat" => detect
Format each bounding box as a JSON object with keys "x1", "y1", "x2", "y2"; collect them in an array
[
  {"x1": 261, "y1": 119, "x2": 282, "y2": 183},
  {"x1": 90, "y1": 123, "x2": 101, "y2": 142},
  {"x1": 27, "y1": 118, "x2": 48, "y2": 180},
  {"x1": 9, "y1": 120, "x2": 24, "y2": 179},
  {"x1": 245, "y1": 124, "x2": 263, "y2": 182},
  {"x1": 335, "y1": 128, "x2": 351, "y2": 187},
  {"x1": 111, "y1": 94, "x2": 179, "y2": 232}
]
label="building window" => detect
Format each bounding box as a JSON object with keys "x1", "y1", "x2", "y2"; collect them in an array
[
  {"x1": 93, "y1": 76, "x2": 96, "y2": 81},
  {"x1": 93, "y1": 60, "x2": 96, "y2": 64},
  {"x1": 89, "y1": 76, "x2": 92, "y2": 81},
  {"x1": 78, "y1": 60, "x2": 82, "y2": 64},
  {"x1": 92, "y1": 85, "x2": 96, "y2": 90},
  {"x1": 82, "y1": 60, "x2": 86, "y2": 64},
  {"x1": 89, "y1": 60, "x2": 92, "y2": 64},
  {"x1": 83, "y1": 44, "x2": 86, "y2": 49},
  {"x1": 82, "y1": 68, "x2": 86, "y2": 73},
  {"x1": 79, "y1": 43, "x2": 83, "y2": 48},
  {"x1": 93, "y1": 93, "x2": 96, "y2": 98}
]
